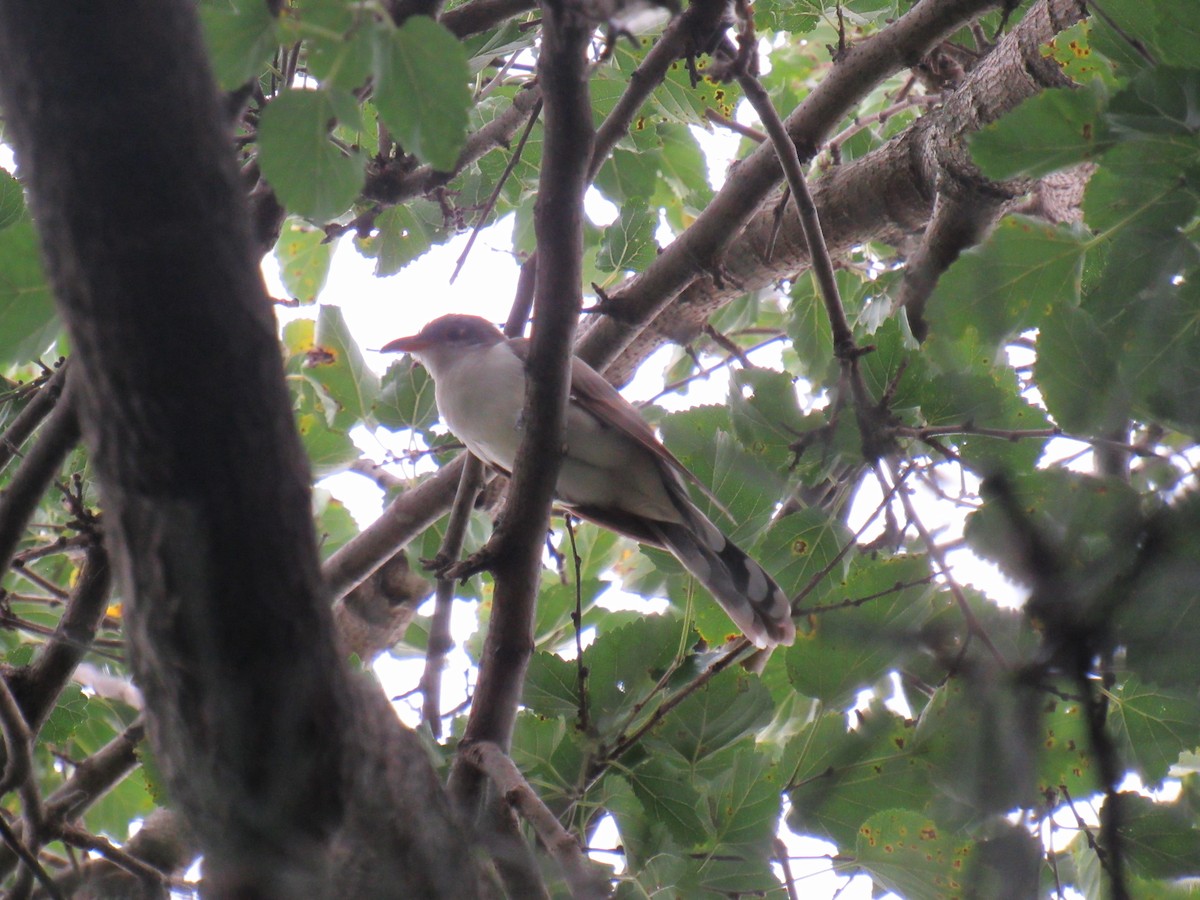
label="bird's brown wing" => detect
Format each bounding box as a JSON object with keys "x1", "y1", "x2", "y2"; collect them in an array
[{"x1": 506, "y1": 336, "x2": 730, "y2": 516}]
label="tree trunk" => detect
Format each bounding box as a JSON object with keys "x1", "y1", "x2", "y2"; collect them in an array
[{"x1": 0, "y1": 3, "x2": 481, "y2": 895}]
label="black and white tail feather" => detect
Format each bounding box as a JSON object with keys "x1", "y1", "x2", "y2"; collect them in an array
[{"x1": 649, "y1": 488, "x2": 795, "y2": 650}]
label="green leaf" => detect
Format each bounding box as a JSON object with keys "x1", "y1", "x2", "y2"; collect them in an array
[
  {"x1": 921, "y1": 216, "x2": 1088, "y2": 364},
  {"x1": 1109, "y1": 676, "x2": 1200, "y2": 787},
  {"x1": 354, "y1": 201, "x2": 444, "y2": 276},
  {"x1": 1035, "y1": 303, "x2": 1122, "y2": 433},
  {"x1": 42, "y1": 684, "x2": 89, "y2": 743},
  {"x1": 297, "y1": 0, "x2": 375, "y2": 90},
  {"x1": 314, "y1": 489, "x2": 358, "y2": 557},
  {"x1": 728, "y1": 367, "x2": 808, "y2": 470},
  {"x1": 708, "y1": 747, "x2": 783, "y2": 849},
  {"x1": 624, "y1": 756, "x2": 708, "y2": 846},
  {"x1": 1114, "y1": 495, "x2": 1200, "y2": 689},
  {"x1": 596, "y1": 200, "x2": 658, "y2": 274},
  {"x1": 372, "y1": 17, "x2": 470, "y2": 171},
  {"x1": 200, "y1": 0, "x2": 279, "y2": 90},
  {"x1": 510, "y1": 714, "x2": 585, "y2": 802},
  {"x1": 1121, "y1": 278, "x2": 1200, "y2": 437},
  {"x1": 971, "y1": 82, "x2": 1112, "y2": 180},
  {"x1": 786, "y1": 705, "x2": 930, "y2": 848},
  {"x1": 756, "y1": 507, "x2": 854, "y2": 609},
  {"x1": 0, "y1": 169, "x2": 25, "y2": 232},
  {"x1": 373, "y1": 358, "x2": 438, "y2": 432},
  {"x1": 585, "y1": 615, "x2": 686, "y2": 733},
  {"x1": 257, "y1": 89, "x2": 365, "y2": 221},
  {"x1": 307, "y1": 304, "x2": 379, "y2": 427},
  {"x1": 293, "y1": 378, "x2": 359, "y2": 475},
  {"x1": 787, "y1": 556, "x2": 942, "y2": 707},
  {"x1": 275, "y1": 219, "x2": 333, "y2": 304},
  {"x1": 652, "y1": 669, "x2": 774, "y2": 764},
  {"x1": 856, "y1": 810, "x2": 973, "y2": 900},
  {"x1": 522, "y1": 650, "x2": 580, "y2": 719},
  {"x1": 0, "y1": 220, "x2": 59, "y2": 366},
  {"x1": 1117, "y1": 792, "x2": 1200, "y2": 880}
]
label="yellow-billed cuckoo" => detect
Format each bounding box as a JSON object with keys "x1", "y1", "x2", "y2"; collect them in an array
[{"x1": 381, "y1": 315, "x2": 796, "y2": 649}]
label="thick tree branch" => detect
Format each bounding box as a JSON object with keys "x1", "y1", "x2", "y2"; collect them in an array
[
  {"x1": 0, "y1": 3, "x2": 482, "y2": 894},
  {"x1": 450, "y1": 0, "x2": 594, "y2": 817},
  {"x1": 323, "y1": 453, "x2": 466, "y2": 600},
  {"x1": 0, "y1": 386, "x2": 79, "y2": 579},
  {"x1": 6, "y1": 542, "x2": 111, "y2": 733},
  {"x1": 576, "y1": 0, "x2": 1007, "y2": 374},
  {"x1": 0, "y1": 363, "x2": 68, "y2": 478},
  {"x1": 599, "y1": 0, "x2": 1087, "y2": 380}
]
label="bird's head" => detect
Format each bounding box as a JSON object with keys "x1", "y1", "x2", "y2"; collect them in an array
[{"x1": 380, "y1": 314, "x2": 506, "y2": 376}]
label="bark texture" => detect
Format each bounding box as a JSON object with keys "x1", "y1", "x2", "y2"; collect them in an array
[{"x1": 0, "y1": 3, "x2": 480, "y2": 895}]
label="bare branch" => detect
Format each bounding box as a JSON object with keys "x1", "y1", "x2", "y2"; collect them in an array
[
  {"x1": 0, "y1": 383, "x2": 79, "y2": 577},
  {"x1": 449, "y1": 0, "x2": 594, "y2": 818},
  {"x1": 464, "y1": 741, "x2": 612, "y2": 900},
  {"x1": 0, "y1": 362, "x2": 68, "y2": 477}
]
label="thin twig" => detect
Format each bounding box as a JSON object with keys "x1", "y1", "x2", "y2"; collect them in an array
[
  {"x1": 420, "y1": 454, "x2": 484, "y2": 737},
  {"x1": 563, "y1": 516, "x2": 589, "y2": 734},
  {"x1": 0, "y1": 815, "x2": 62, "y2": 900},
  {"x1": 450, "y1": 98, "x2": 543, "y2": 283}
]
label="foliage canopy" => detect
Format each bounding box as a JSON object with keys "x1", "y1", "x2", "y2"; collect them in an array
[{"x1": 2, "y1": 0, "x2": 1200, "y2": 897}]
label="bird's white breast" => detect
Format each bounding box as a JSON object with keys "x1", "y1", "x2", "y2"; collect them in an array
[{"x1": 422, "y1": 341, "x2": 682, "y2": 524}]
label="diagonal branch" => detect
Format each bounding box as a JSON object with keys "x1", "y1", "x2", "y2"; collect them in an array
[
  {"x1": 576, "y1": 0, "x2": 1007, "y2": 374},
  {"x1": 463, "y1": 741, "x2": 612, "y2": 899}
]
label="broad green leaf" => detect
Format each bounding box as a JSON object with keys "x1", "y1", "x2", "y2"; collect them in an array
[
  {"x1": 965, "y1": 470, "x2": 1142, "y2": 603},
  {"x1": 1117, "y1": 792, "x2": 1200, "y2": 881},
  {"x1": 624, "y1": 756, "x2": 708, "y2": 846},
  {"x1": 921, "y1": 216, "x2": 1088, "y2": 364},
  {"x1": 314, "y1": 489, "x2": 358, "y2": 557},
  {"x1": 522, "y1": 650, "x2": 580, "y2": 719},
  {"x1": 0, "y1": 220, "x2": 59, "y2": 366},
  {"x1": 585, "y1": 615, "x2": 686, "y2": 733},
  {"x1": 786, "y1": 705, "x2": 930, "y2": 848},
  {"x1": 510, "y1": 714, "x2": 586, "y2": 801},
  {"x1": 914, "y1": 673, "x2": 1043, "y2": 825},
  {"x1": 1114, "y1": 495, "x2": 1200, "y2": 689},
  {"x1": 916, "y1": 367, "x2": 1051, "y2": 471},
  {"x1": 200, "y1": 0, "x2": 279, "y2": 90},
  {"x1": 756, "y1": 506, "x2": 854, "y2": 609},
  {"x1": 373, "y1": 358, "x2": 438, "y2": 432},
  {"x1": 708, "y1": 747, "x2": 783, "y2": 849},
  {"x1": 596, "y1": 201, "x2": 658, "y2": 274},
  {"x1": 728, "y1": 367, "x2": 807, "y2": 470},
  {"x1": 651, "y1": 669, "x2": 773, "y2": 765},
  {"x1": 856, "y1": 810, "x2": 973, "y2": 900},
  {"x1": 257, "y1": 89, "x2": 365, "y2": 221},
  {"x1": 275, "y1": 219, "x2": 333, "y2": 304},
  {"x1": 297, "y1": 0, "x2": 375, "y2": 90},
  {"x1": 787, "y1": 556, "x2": 941, "y2": 707},
  {"x1": 1108, "y1": 676, "x2": 1200, "y2": 787},
  {"x1": 0, "y1": 169, "x2": 25, "y2": 232},
  {"x1": 355, "y1": 201, "x2": 444, "y2": 276},
  {"x1": 42, "y1": 684, "x2": 89, "y2": 743},
  {"x1": 307, "y1": 304, "x2": 379, "y2": 427},
  {"x1": 372, "y1": 17, "x2": 470, "y2": 171},
  {"x1": 595, "y1": 148, "x2": 658, "y2": 204},
  {"x1": 1121, "y1": 279, "x2": 1200, "y2": 437},
  {"x1": 1035, "y1": 303, "x2": 1122, "y2": 433},
  {"x1": 972, "y1": 81, "x2": 1112, "y2": 180},
  {"x1": 293, "y1": 378, "x2": 359, "y2": 475}
]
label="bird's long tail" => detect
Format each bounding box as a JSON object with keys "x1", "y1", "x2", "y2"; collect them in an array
[{"x1": 650, "y1": 503, "x2": 795, "y2": 650}]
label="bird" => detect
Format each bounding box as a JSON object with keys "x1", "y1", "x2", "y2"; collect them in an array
[{"x1": 381, "y1": 314, "x2": 796, "y2": 649}]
